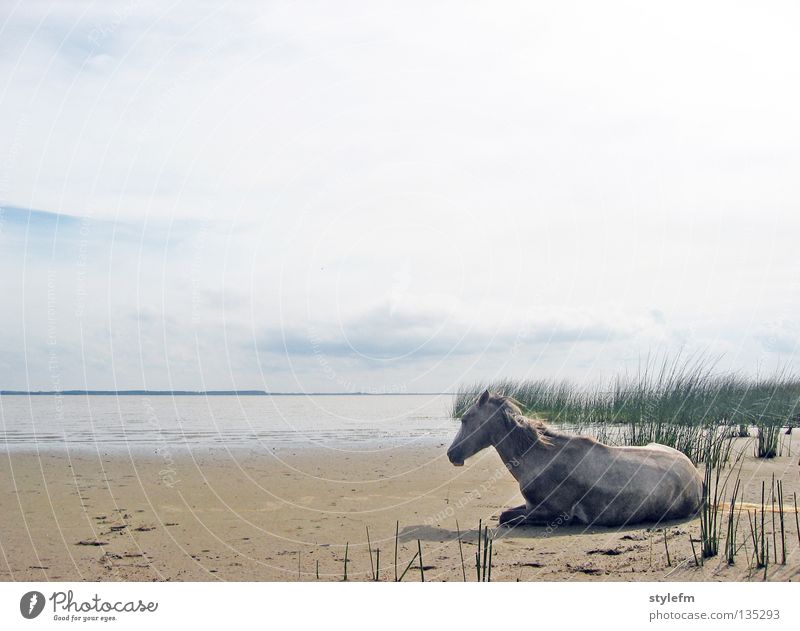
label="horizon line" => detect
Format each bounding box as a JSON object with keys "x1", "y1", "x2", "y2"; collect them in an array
[{"x1": 0, "y1": 390, "x2": 451, "y2": 396}]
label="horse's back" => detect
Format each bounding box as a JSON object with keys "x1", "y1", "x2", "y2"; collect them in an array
[{"x1": 644, "y1": 442, "x2": 681, "y2": 454}]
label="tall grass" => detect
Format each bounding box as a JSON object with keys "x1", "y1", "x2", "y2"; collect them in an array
[
  {"x1": 452, "y1": 358, "x2": 800, "y2": 462},
  {"x1": 748, "y1": 482, "x2": 769, "y2": 575},
  {"x1": 724, "y1": 479, "x2": 742, "y2": 565},
  {"x1": 474, "y1": 520, "x2": 494, "y2": 582},
  {"x1": 699, "y1": 429, "x2": 742, "y2": 558}
]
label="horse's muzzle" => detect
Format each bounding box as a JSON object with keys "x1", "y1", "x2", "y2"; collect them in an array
[{"x1": 447, "y1": 449, "x2": 464, "y2": 467}]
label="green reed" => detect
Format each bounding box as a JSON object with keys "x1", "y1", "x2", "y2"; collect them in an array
[
  {"x1": 452, "y1": 356, "x2": 800, "y2": 463},
  {"x1": 473, "y1": 521, "x2": 494, "y2": 582}
]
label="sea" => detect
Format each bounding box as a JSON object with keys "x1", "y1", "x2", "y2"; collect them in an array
[{"x1": 0, "y1": 394, "x2": 456, "y2": 454}]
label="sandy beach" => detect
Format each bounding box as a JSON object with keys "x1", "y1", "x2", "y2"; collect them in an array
[{"x1": 1, "y1": 435, "x2": 798, "y2": 582}]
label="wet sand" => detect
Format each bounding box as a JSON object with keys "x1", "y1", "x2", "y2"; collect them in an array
[{"x1": 1, "y1": 435, "x2": 798, "y2": 581}]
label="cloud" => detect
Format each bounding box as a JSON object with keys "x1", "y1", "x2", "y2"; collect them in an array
[{"x1": 258, "y1": 300, "x2": 660, "y2": 364}]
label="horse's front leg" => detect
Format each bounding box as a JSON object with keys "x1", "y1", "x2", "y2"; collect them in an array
[
  {"x1": 499, "y1": 503, "x2": 570, "y2": 527},
  {"x1": 498, "y1": 504, "x2": 528, "y2": 525}
]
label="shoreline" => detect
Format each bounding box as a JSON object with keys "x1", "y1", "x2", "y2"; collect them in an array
[
  {"x1": 0, "y1": 433, "x2": 453, "y2": 457},
  {"x1": 1, "y1": 438, "x2": 798, "y2": 581}
]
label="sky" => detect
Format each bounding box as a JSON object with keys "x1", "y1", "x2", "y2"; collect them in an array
[{"x1": 1, "y1": 1, "x2": 799, "y2": 392}]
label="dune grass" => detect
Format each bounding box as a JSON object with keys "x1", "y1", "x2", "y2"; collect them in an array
[{"x1": 452, "y1": 357, "x2": 800, "y2": 463}]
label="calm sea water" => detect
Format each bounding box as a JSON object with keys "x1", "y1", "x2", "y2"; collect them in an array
[{"x1": 0, "y1": 394, "x2": 456, "y2": 453}]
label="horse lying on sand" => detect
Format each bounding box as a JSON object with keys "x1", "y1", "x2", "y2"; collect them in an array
[{"x1": 447, "y1": 391, "x2": 703, "y2": 527}]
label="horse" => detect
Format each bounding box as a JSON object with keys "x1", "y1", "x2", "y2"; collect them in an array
[{"x1": 447, "y1": 390, "x2": 703, "y2": 527}]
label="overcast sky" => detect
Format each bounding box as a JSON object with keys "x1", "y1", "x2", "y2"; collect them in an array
[{"x1": 1, "y1": 1, "x2": 799, "y2": 392}]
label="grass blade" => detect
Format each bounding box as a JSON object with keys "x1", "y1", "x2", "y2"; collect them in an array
[
  {"x1": 456, "y1": 520, "x2": 467, "y2": 582},
  {"x1": 398, "y1": 552, "x2": 419, "y2": 582},
  {"x1": 417, "y1": 539, "x2": 425, "y2": 582}
]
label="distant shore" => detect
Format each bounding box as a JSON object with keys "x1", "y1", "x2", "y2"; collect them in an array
[
  {"x1": 0, "y1": 390, "x2": 453, "y2": 397},
  {"x1": 0, "y1": 390, "x2": 447, "y2": 396}
]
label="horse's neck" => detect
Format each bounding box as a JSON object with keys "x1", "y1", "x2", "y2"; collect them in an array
[{"x1": 490, "y1": 418, "x2": 549, "y2": 482}]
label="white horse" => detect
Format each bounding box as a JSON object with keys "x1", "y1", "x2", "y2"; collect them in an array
[{"x1": 447, "y1": 391, "x2": 703, "y2": 527}]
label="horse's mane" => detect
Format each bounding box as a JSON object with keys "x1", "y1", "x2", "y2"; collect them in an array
[{"x1": 495, "y1": 396, "x2": 555, "y2": 448}]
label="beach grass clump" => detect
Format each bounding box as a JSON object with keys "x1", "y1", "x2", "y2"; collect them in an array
[
  {"x1": 747, "y1": 482, "x2": 770, "y2": 578},
  {"x1": 755, "y1": 422, "x2": 781, "y2": 458},
  {"x1": 452, "y1": 357, "x2": 800, "y2": 462},
  {"x1": 735, "y1": 424, "x2": 750, "y2": 437},
  {"x1": 698, "y1": 428, "x2": 741, "y2": 559},
  {"x1": 474, "y1": 520, "x2": 494, "y2": 582},
  {"x1": 724, "y1": 479, "x2": 742, "y2": 565},
  {"x1": 699, "y1": 444, "x2": 721, "y2": 558}
]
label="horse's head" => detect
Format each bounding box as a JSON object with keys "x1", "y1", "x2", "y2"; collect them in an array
[{"x1": 447, "y1": 390, "x2": 507, "y2": 466}]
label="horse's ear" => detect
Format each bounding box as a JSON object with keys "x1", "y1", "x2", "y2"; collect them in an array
[{"x1": 478, "y1": 390, "x2": 490, "y2": 406}]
